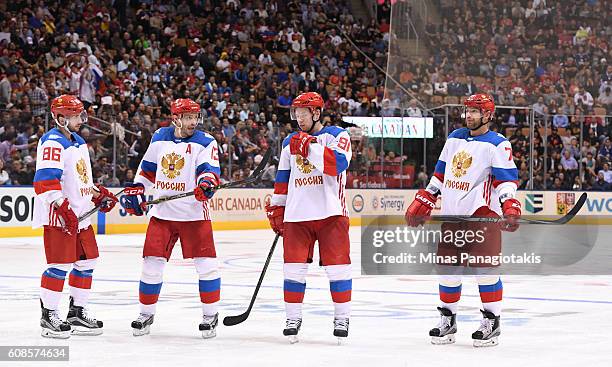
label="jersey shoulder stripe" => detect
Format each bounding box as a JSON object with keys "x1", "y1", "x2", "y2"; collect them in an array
[
  {"x1": 447, "y1": 127, "x2": 469, "y2": 139},
  {"x1": 71, "y1": 132, "x2": 86, "y2": 145},
  {"x1": 151, "y1": 127, "x2": 215, "y2": 148},
  {"x1": 187, "y1": 131, "x2": 215, "y2": 148},
  {"x1": 448, "y1": 128, "x2": 507, "y2": 146},
  {"x1": 282, "y1": 132, "x2": 298, "y2": 149},
  {"x1": 151, "y1": 127, "x2": 175, "y2": 143},
  {"x1": 314, "y1": 125, "x2": 346, "y2": 138},
  {"x1": 40, "y1": 128, "x2": 73, "y2": 149}
]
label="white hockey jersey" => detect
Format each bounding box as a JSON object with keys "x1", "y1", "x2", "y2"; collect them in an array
[
  {"x1": 135, "y1": 127, "x2": 220, "y2": 222},
  {"x1": 429, "y1": 128, "x2": 518, "y2": 216},
  {"x1": 33, "y1": 128, "x2": 95, "y2": 230},
  {"x1": 271, "y1": 126, "x2": 352, "y2": 222}
]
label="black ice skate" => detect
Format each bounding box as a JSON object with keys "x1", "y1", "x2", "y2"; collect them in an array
[
  {"x1": 131, "y1": 313, "x2": 155, "y2": 336},
  {"x1": 333, "y1": 317, "x2": 349, "y2": 342},
  {"x1": 429, "y1": 307, "x2": 457, "y2": 345},
  {"x1": 40, "y1": 300, "x2": 71, "y2": 339},
  {"x1": 67, "y1": 297, "x2": 103, "y2": 336},
  {"x1": 283, "y1": 318, "x2": 302, "y2": 344},
  {"x1": 472, "y1": 309, "x2": 500, "y2": 347},
  {"x1": 199, "y1": 313, "x2": 218, "y2": 339}
]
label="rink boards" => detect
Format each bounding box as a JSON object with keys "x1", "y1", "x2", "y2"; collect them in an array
[{"x1": 0, "y1": 187, "x2": 611, "y2": 237}]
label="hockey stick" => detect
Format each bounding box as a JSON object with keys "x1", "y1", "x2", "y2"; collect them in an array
[
  {"x1": 430, "y1": 192, "x2": 587, "y2": 225},
  {"x1": 143, "y1": 148, "x2": 273, "y2": 207},
  {"x1": 78, "y1": 188, "x2": 126, "y2": 222},
  {"x1": 223, "y1": 233, "x2": 280, "y2": 326}
]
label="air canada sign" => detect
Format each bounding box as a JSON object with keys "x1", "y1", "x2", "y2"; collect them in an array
[{"x1": 208, "y1": 193, "x2": 272, "y2": 213}]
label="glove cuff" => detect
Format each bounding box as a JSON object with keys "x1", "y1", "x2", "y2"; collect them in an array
[{"x1": 499, "y1": 193, "x2": 516, "y2": 204}]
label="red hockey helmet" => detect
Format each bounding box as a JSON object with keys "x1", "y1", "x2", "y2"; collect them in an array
[
  {"x1": 171, "y1": 98, "x2": 201, "y2": 115},
  {"x1": 290, "y1": 92, "x2": 324, "y2": 120},
  {"x1": 464, "y1": 93, "x2": 495, "y2": 115},
  {"x1": 51, "y1": 94, "x2": 85, "y2": 117},
  {"x1": 50, "y1": 94, "x2": 87, "y2": 129}
]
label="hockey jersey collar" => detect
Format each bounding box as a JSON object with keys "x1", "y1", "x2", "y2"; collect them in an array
[
  {"x1": 448, "y1": 128, "x2": 506, "y2": 146},
  {"x1": 311, "y1": 125, "x2": 344, "y2": 137},
  {"x1": 41, "y1": 128, "x2": 86, "y2": 148}
]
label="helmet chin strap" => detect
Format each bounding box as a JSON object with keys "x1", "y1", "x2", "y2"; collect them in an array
[
  {"x1": 55, "y1": 115, "x2": 72, "y2": 133},
  {"x1": 303, "y1": 109, "x2": 321, "y2": 134},
  {"x1": 173, "y1": 117, "x2": 184, "y2": 137}
]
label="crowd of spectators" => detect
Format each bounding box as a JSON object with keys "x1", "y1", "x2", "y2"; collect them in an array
[
  {"x1": 381, "y1": 0, "x2": 612, "y2": 190},
  {"x1": 0, "y1": 0, "x2": 391, "y2": 188},
  {"x1": 1, "y1": 0, "x2": 611, "y2": 191}
]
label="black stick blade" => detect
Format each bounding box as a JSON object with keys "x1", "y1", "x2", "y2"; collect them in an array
[{"x1": 223, "y1": 313, "x2": 249, "y2": 326}]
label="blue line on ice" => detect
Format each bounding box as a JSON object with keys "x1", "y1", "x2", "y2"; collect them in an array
[{"x1": 1, "y1": 274, "x2": 611, "y2": 305}]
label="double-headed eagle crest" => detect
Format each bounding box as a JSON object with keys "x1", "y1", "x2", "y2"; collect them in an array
[
  {"x1": 295, "y1": 154, "x2": 315, "y2": 174},
  {"x1": 76, "y1": 158, "x2": 89, "y2": 184},
  {"x1": 451, "y1": 150, "x2": 472, "y2": 178},
  {"x1": 161, "y1": 152, "x2": 185, "y2": 179}
]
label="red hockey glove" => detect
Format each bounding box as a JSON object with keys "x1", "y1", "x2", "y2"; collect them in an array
[
  {"x1": 92, "y1": 185, "x2": 118, "y2": 213},
  {"x1": 501, "y1": 198, "x2": 521, "y2": 232},
  {"x1": 289, "y1": 132, "x2": 317, "y2": 158},
  {"x1": 265, "y1": 204, "x2": 285, "y2": 236},
  {"x1": 405, "y1": 189, "x2": 437, "y2": 227},
  {"x1": 54, "y1": 199, "x2": 78, "y2": 235},
  {"x1": 195, "y1": 176, "x2": 218, "y2": 202}
]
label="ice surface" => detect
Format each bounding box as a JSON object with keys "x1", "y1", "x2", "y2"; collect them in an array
[{"x1": 1, "y1": 227, "x2": 611, "y2": 366}]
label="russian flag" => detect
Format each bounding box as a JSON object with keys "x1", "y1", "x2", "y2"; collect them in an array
[{"x1": 90, "y1": 64, "x2": 107, "y2": 95}]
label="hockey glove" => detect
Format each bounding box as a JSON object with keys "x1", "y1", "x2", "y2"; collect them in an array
[
  {"x1": 92, "y1": 185, "x2": 118, "y2": 213},
  {"x1": 405, "y1": 189, "x2": 437, "y2": 227},
  {"x1": 289, "y1": 132, "x2": 317, "y2": 158},
  {"x1": 500, "y1": 198, "x2": 521, "y2": 232},
  {"x1": 54, "y1": 199, "x2": 78, "y2": 235},
  {"x1": 265, "y1": 204, "x2": 285, "y2": 236},
  {"x1": 195, "y1": 175, "x2": 218, "y2": 202},
  {"x1": 122, "y1": 183, "x2": 147, "y2": 216}
]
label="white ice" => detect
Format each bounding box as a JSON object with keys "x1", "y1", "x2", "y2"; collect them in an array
[{"x1": 1, "y1": 227, "x2": 611, "y2": 367}]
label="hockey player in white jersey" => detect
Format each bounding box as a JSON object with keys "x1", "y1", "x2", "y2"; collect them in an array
[
  {"x1": 405, "y1": 94, "x2": 521, "y2": 347},
  {"x1": 265, "y1": 92, "x2": 352, "y2": 343},
  {"x1": 121, "y1": 98, "x2": 221, "y2": 338},
  {"x1": 33, "y1": 95, "x2": 118, "y2": 338}
]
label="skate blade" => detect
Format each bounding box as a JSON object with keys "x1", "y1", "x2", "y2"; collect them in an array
[
  {"x1": 41, "y1": 329, "x2": 71, "y2": 339},
  {"x1": 431, "y1": 334, "x2": 456, "y2": 345},
  {"x1": 71, "y1": 326, "x2": 103, "y2": 336},
  {"x1": 337, "y1": 337, "x2": 347, "y2": 345},
  {"x1": 473, "y1": 336, "x2": 498, "y2": 347},
  {"x1": 201, "y1": 329, "x2": 217, "y2": 339},
  {"x1": 287, "y1": 335, "x2": 299, "y2": 344},
  {"x1": 132, "y1": 325, "x2": 151, "y2": 337}
]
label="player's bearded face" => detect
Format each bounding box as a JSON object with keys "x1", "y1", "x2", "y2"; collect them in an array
[
  {"x1": 65, "y1": 114, "x2": 84, "y2": 131},
  {"x1": 465, "y1": 107, "x2": 483, "y2": 128},
  {"x1": 179, "y1": 113, "x2": 199, "y2": 135}
]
